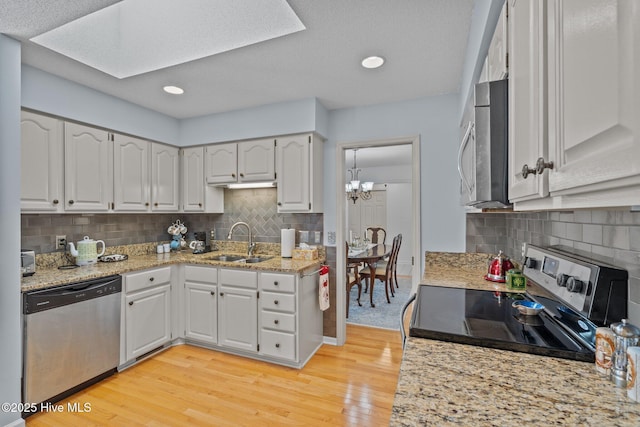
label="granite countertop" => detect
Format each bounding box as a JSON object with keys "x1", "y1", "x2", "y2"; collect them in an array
[
  {"x1": 390, "y1": 251, "x2": 640, "y2": 426},
  {"x1": 22, "y1": 242, "x2": 324, "y2": 292}
]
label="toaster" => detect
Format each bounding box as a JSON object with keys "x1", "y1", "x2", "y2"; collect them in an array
[{"x1": 21, "y1": 249, "x2": 36, "y2": 277}]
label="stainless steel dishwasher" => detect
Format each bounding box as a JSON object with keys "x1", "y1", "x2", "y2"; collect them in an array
[{"x1": 23, "y1": 275, "x2": 122, "y2": 406}]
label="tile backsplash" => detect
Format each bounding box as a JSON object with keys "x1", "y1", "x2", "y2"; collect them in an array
[
  {"x1": 467, "y1": 208, "x2": 640, "y2": 324},
  {"x1": 22, "y1": 188, "x2": 323, "y2": 253}
]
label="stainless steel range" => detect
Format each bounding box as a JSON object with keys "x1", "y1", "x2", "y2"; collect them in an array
[{"x1": 409, "y1": 245, "x2": 628, "y2": 362}]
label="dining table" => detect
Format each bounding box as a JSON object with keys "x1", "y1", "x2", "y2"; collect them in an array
[{"x1": 347, "y1": 243, "x2": 393, "y2": 307}]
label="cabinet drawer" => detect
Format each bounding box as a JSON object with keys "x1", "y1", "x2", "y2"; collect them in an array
[
  {"x1": 261, "y1": 311, "x2": 295, "y2": 333},
  {"x1": 185, "y1": 265, "x2": 217, "y2": 284},
  {"x1": 260, "y1": 272, "x2": 295, "y2": 293},
  {"x1": 261, "y1": 292, "x2": 295, "y2": 313},
  {"x1": 220, "y1": 268, "x2": 257, "y2": 289},
  {"x1": 125, "y1": 266, "x2": 171, "y2": 293},
  {"x1": 260, "y1": 329, "x2": 296, "y2": 361}
]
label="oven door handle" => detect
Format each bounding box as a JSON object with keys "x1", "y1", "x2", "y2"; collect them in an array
[{"x1": 400, "y1": 293, "x2": 417, "y2": 350}]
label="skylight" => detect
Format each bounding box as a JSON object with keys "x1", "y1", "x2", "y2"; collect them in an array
[{"x1": 30, "y1": 0, "x2": 305, "y2": 79}]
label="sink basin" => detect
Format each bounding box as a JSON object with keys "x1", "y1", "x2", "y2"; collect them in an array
[
  {"x1": 206, "y1": 254, "x2": 246, "y2": 262},
  {"x1": 242, "y1": 257, "x2": 273, "y2": 263}
]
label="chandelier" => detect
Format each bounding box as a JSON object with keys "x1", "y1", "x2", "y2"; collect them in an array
[{"x1": 345, "y1": 149, "x2": 374, "y2": 204}]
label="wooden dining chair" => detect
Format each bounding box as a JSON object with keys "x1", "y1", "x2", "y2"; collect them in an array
[
  {"x1": 346, "y1": 242, "x2": 363, "y2": 318},
  {"x1": 360, "y1": 234, "x2": 400, "y2": 304},
  {"x1": 366, "y1": 227, "x2": 386, "y2": 245}
]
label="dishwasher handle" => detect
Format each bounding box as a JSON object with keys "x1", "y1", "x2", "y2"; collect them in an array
[{"x1": 400, "y1": 293, "x2": 416, "y2": 350}]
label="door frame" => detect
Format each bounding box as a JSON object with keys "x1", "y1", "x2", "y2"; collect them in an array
[{"x1": 335, "y1": 135, "x2": 421, "y2": 345}]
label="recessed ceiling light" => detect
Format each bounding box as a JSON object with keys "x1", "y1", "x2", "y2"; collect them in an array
[
  {"x1": 361, "y1": 56, "x2": 385, "y2": 69},
  {"x1": 163, "y1": 85, "x2": 184, "y2": 95}
]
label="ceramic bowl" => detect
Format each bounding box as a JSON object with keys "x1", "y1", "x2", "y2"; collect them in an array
[{"x1": 512, "y1": 300, "x2": 545, "y2": 316}]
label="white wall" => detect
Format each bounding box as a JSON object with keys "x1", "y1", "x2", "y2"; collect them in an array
[
  {"x1": 326, "y1": 94, "x2": 468, "y2": 254},
  {"x1": 21, "y1": 65, "x2": 180, "y2": 145},
  {"x1": 386, "y1": 183, "x2": 413, "y2": 274},
  {"x1": 0, "y1": 34, "x2": 26, "y2": 427}
]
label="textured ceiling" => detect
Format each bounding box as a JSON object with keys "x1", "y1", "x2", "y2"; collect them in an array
[{"x1": 1, "y1": 0, "x2": 475, "y2": 119}]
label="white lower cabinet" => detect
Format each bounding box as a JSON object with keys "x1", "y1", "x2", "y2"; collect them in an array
[
  {"x1": 217, "y1": 269, "x2": 258, "y2": 352},
  {"x1": 181, "y1": 266, "x2": 323, "y2": 368},
  {"x1": 184, "y1": 265, "x2": 218, "y2": 344},
  {"x1": 121, "y1": 267, "x2": 172, "y2": 364}
]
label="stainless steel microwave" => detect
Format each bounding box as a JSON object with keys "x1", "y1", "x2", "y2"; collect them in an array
[{"x1": 458, "y1": 79, "x2": 510, "y2": 209}]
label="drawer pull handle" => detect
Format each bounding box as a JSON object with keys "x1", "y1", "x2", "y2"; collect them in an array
[
  {"x1": 274, "y1": 300, "x2": 279, "y2": 305},
  {"x1": 128, "y1": 301, "x2": 134, "y2": 306},
  {"x1": 274, "y1": 320, "x2": 279, "y2": 325},
  {"x1": 275, "y1": 343, "x2": 280, "y2": 348}
]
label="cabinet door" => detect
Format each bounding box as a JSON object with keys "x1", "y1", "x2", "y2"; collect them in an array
[
  {"x1": 276, "y1": 135, "x2": 310, "y2": 211},
  {"x1": 182, "y1": 146, "x2": 205, "y2": 212},
  {"x1": 547, "y1": 0, "x2": 640, "y2": 198},
  {"x1": 508, "y1": 0, "x2": 549, "y2": 202},
  {"x1": 113, "y1": 134, "x2": 149, "y2": 211},
  {"x1": 125, "y1": 284, "x2": 171, "y2": 361},
  {"x1": 64, "y1": 122, "x2": 112, "y2": 211},
  {"x1": 205, "y1": 143, "x2": 237, "y2": 184},
  {"x1": 184, "y1": 282, "x2": 217, "y2": 344},
  {"x1": 218, "y1": 286, "x2": 257, "y2": 352},
  {"x1": 238, "y1": 138, "x2": 275, "y2": 182},
  {"x1": 487, "y1": 2, "x2": 508, "y2": 81},
  {"x1": 20, "y1": 112, "x2": 64, "y2": 212},
  {"x1": 151, "y1": 143, "x2": 179, "y2": 211}
]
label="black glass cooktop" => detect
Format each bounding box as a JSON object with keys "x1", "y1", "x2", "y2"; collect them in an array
[{"x1": 409, "y1": 285, "x2": 595, "y2": 362}]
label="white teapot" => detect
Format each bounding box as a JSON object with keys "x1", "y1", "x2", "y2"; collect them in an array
[{"x1": 68, "y1": 236, "x2": 106, "y2": 266}]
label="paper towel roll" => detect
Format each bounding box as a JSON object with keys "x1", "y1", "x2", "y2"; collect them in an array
[{"x1": 281, "y1": 228, "x2": 295, "y2": 258}]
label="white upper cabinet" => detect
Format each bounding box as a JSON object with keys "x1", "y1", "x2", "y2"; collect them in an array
[
  {"x1": 64, "y1": 122, "x2": 112, "y2": 211},
  {"x1": 20, "y1": 111, "x2": 64, "y2": 212},
  {"x1": 205, "y1": 139, "x2": 275, "y2": 185},
  {"x1": 509, "y1": 0, "x2": 640, "y2": 210},
  {"x1": 487, "y1": 2, "x2": 509, "y2": 81},
  {"x1": 151, "y1": 143, "x2": 179, "y2": 211},
  {"x1": 276, "y1": 133, "x2": 324, "y2": 213},
  {"x1": 238, "y1": 138, "x2": 275, "y2": 182},
  {"x1": 508, "y1": 0, "x2": 549, "y2": 203},
  {"x1": 113, "y1": 134, "x2": 149, "y2": 211},
  {"x1": 546, "y1": 0, "x2": 640, "y2": 204},
  {"x1": 181, "y1": 146, "x2": 205, "y2": 212},
  {"x1": 205, "y1": 143, "x2": 237, "y2": 184}
]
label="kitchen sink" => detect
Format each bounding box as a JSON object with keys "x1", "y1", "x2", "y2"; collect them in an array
[
  {"x1": 206, "y1": 254, "x2": 246, "y2": 262},
  {"x1": 242, "y1": 257, "x2": 272, "y2": 263}
]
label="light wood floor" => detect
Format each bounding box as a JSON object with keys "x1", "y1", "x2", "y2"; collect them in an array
[{"x1": 26, "y1": 324, "x2": 404, "y2": 427}]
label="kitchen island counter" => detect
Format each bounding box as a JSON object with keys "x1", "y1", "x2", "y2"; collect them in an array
[{"x1": 390, "y1": 251, "x2": 640, "y2": 426}]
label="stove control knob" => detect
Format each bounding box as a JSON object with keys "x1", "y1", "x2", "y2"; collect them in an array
[
  {"x1": 566, "y1": 277, "x2": 584, "y2": 293},
  {"x1": 524, "y1": 257, "x2": 538, "y2": 269},
  {"x1": 557, "y1": 273, "x2": 569, "y2": 287}
]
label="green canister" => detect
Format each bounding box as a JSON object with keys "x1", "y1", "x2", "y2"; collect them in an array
[{"x1": 506, "y1": 269, "x2": 526, "y2": 290}]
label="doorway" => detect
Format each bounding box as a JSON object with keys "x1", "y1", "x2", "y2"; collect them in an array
[{"x1": 335, "y1": 136, "x2": 421, "y2": 345}]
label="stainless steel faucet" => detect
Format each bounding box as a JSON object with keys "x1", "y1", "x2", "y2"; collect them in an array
[{"x1": 227, "y1": 221, "x2": 256, "y2": 257}]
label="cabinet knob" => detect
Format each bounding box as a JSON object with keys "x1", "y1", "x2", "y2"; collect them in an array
[
  {"x1": 535, "y1": 157, "x2": 554, "y2": 175},
  {"x1": 128, "y1": 301, "x2": 134, "y2": 306},
  {"x1": 274, "y1": 281, "x2": 279, "y2": 286},
  {"x1": 231, "y1": 173, "x2": 236, "y2": 178},
  {"x1": 220, "y1": 292, "x2": 224, "y2": 296},
  {"x1": 154, "y1": 202, "x2": 158, "y2": 207},
  {"x1": 274, "y1": 320, "x2": 279, "y2": 325},
  {"x1": 68, "y1": 200, "x2": 75, "y2": 205},
  {"x1": 240, "y1": 173, "x2": 244, "y2": 177},
  {"x1": 145, "y1": 202, "x2": 150, "y2": 206},
  {"x1": 149, "y1": 277, "x2": 154, "y2": 282},
  {"x1": 211, "y1": 291, "x2": 215, "y2": 296},
  {"x1": 277, "y1": 202, "x2": 282, "y2": 206},
  {"x1": 198, "y1": 203, "x2": 202, "y2": 207},
  {"x1": 275, "y1": 343, "x2": 280, "y2": 348},
  {"x1": 52, "y1": 199, "x2": 59, "y2": 205},
  {"x1": 521, "y1": 164, "x2": 536, "y2": 179},
  {"x1": 274, "y1": 300, "x2": 279, "y2": 305}
]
